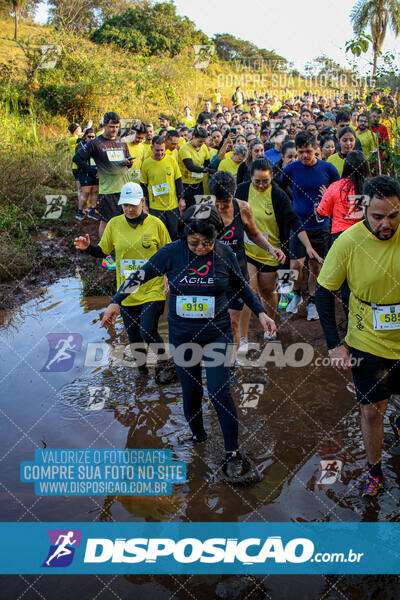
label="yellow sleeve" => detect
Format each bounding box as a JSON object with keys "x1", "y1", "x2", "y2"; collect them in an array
[
  {"x1": 179, "y1": 144, "x2": 191, "y2": 160},
  {"x1": 98, "y1": 220, "x2": 114, "y2": 256},
  {"x1": 174, "y1": 158, "x2": 182, "y2": 180},
  {"x1": 140, "y1": 161, "x2": 148, "y2": 185},
  {"x1": 317, "y1": 235, "x2": 348, "y2": 291}
]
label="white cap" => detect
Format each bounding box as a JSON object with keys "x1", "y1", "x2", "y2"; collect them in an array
[{"x1": 118, "y1": 182, "x2": 144, "y2": 206}]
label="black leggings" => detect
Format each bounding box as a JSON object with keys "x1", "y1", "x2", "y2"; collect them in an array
[
  {"x1": 169, "y1": 328, "x2": 238, "y2": 451},
  {"x1": 330, "y1": 231, "x2": 350, "y2": 319},
  {"x1": 120, "y1": 301, "x2": 165, "y2": 360}
]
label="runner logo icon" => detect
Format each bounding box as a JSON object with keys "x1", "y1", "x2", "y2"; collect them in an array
[
  {"x1": 42, "y1": 529, "x2": 82, "y2": 567},
  {"x1": 41, "y1": 334, "x2": 82, "y2": 372}
]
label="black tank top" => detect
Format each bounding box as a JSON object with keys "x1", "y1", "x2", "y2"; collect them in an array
[{"x1": 218, "y1": 198, "x2": 248, "y2": 277}]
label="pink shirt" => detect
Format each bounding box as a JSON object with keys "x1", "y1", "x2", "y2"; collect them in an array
[{"x1": 317, "y1": 179, "x2": 363, "y2": 234}]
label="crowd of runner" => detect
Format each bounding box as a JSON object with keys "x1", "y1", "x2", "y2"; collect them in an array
[{"x1": 70, "y1": 87, "x2": 400, "y2": 494}]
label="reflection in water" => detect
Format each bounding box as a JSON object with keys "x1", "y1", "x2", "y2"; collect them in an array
[{"x1": 0, "y1": 277, "x2": 399, "y2": 597}]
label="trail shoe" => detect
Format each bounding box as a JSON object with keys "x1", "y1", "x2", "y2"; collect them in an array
[
  {"x1": 307, "y1": 302, "x2": 319, "y2": 321},
  {"x1": 87, "y1": 208, "x2": 100, "y2": 220},
  {"x1": 264, "y1": 331, "x2": 277, "y2": 341},
  {"x1": 361, "y1": 473, "x2": 384, "y2": 497},
  {"x1": 286, "y1": 293, "x2": 303, "y2": 314},
  {"x1": 102, "y1": 255, "x2": 116, "y2": 270},
  {"x1": 75, "y1": 209, "x2": 85, "y2": 221},
  {"x1": 155, "y1": 359, "x2": 178, "y2": 384},
  {"x1": 222, "y1": 451, "x2": 262, "y2": 486},
  {"x1": 278, "y1": 290, "x2": 293, "y2": 309}
]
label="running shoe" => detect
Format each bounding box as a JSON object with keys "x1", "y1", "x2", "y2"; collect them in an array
[
  {"x1": 307, "y1": 302, "x2": 319, "y2": 321},
  {"x1": 238, "y1": 337, "x2": 248, "y2": 354},
  {"x1": 286, "y1": 294, "x2": 303, "y2": 314},
  {"x1": 224, "y1": 451, "x2": 246, "y2": 478},
  {"x1": 361, "y1": 473, "x2": 383, "y2": 497},
  {"x1": 278, "y1": 290, "x2": 294, "y2": 309},
  {"x1": 87, "y1": 208, "x2": 100, "y2": 221},
  {"x1": 75, "y1": 209, "x2": 85, "y2": 221},
  {"x1": 102, "y1": 255, "x2": 116, "y2": 270}
]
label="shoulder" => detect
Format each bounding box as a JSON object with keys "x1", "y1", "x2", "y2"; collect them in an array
[
  {"x1": 236, "y1": 181, "x2": 251, "y2": 199},
  {"x1": 215, "y1": 240, "x2": 235, "y2": 260}
]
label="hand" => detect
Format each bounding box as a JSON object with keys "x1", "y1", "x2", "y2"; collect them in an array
[
  {"x1": 306, "y1": 246, "x2": 324, "y2": 264},
  {"x1": 178, "y1": 198, "x2": 186, "y2": 213},
  {"x1": 269, "y1": 245, "x2": 286, "y2": 264},
  {"x1": 100, "y1": 303, "x2": 120, "y2": 329},
  {"x1": 164, "y1": 278, "x2": 170, "y2": 296},
  {"x1": 259, "y1": 312, "x2": 276, "y2": 337},
  {"x1": 124, "y1": 158, "x2": 133, "y2": 167},
  {"x1": 74, "y1": 233, "x2": 90, "y2": 250},
  {"x1": 328, "y1": 345, "x2": 351, "y2": 370},
  {"x1": 319, "y1": 185, "x2": 327, "y2": 198}
]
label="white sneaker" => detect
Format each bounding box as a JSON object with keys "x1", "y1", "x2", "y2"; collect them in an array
[
  {"x1": 307, "y1": 302, "x2": 319, "y2": 321},
  {"x1": 286, "y1": 294, "x2": 303, "y2": 313},
  {"x1": 264, "y1": 331, "x2": 277, "y2": 341},
  {"x1": 238, "y1": 337, "x2": 248, "y2": 353}
]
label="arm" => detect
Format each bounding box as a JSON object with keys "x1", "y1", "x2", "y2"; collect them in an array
[
  {"x1": 240, "y1": 201, "x2": 285, "y2": 263},
  {"x1": 182, "y1": 158, "x2": 205, "y2": 173},
  {"x1": 227, "y1": 250, "x2": 276, "y2": 335},
  {"x1": 315, "y1": 283, "x2": 350, "y2": 369},
  {"x1": 74, "y1": 234, "x2": 108, "y2": 258},
  {"x1": 73, "y1": 143, "x2": 96, "y2": 176}
]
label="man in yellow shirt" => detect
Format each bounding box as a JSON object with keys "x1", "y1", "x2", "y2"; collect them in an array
[
  {"x1": 356, "y1": 113, "x2": 378, "y2": 159},
  {"x1": 165, "y1": 129, "x2": 180, "y2": 162},
  {"x1": 178, "y1": 126, "x2": 215, "y2": 208},
  {"x1": 316, "y1": 175, "x2": 400, "y2": 497},
  {"x1": 126, "y1": 122, "x2": 146, "y2": 182},
  {"x1": 140, "y1": 135, "x2": 184, "y2": 240}
]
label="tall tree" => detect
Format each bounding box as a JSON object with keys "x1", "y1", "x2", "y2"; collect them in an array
[{"x1": 351, "y1": 0, "x2": 400, "y2": 78}]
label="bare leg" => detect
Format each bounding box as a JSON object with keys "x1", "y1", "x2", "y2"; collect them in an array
[
  {"x1": 239, "y1": 262, "x2": 258, "y2": 340},
  {"x1": 360, "y1": 399, "x2": 388, "y2": 466},
  {"x1": 257, "y1": 271, "x2": 278, "y2": 324}
]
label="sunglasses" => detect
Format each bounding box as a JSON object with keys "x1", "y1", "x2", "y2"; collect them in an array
[{"x1": 187, "y1": 239, "x2": 215, "y2": 248}]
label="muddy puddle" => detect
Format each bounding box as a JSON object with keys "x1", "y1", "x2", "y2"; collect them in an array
[{"x1": 1, "y1": 276, "x2": 399, "y2": 598}]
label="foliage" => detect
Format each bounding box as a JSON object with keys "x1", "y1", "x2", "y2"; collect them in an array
[
  {"x1": 212, "y1": 33, "x2": 287, "y2": 69},
  {"x1": 91, "y1": 1, "x2": 208, "y2": 57}
]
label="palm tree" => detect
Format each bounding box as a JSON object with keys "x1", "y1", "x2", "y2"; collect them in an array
[{"x1": 351, "y1": 0, "x2": 400, "y2": 79}]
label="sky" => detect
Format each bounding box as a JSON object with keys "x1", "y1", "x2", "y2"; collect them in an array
[{"x1": 35, "y1": 0, "x2": 400, "y2": 74}]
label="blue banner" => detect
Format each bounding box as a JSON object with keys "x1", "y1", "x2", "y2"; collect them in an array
[{"x1": 1, "y1": 522, "x2": 399, "y2": 574}]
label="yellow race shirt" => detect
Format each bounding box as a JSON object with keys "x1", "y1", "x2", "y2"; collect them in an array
[
  {"x1": 142, "y1": 143, "x2": 152, "y2": 161},
  {"x1": 182, "y1": 116, "x2": 196, "y2": 128},
  {"x1": 141, "y1": 154, "x2": 181, "y2": 211},
  {"x1": 178, "y1": 141, "x2": 210, "y2": 185},
  {"x1": 99, "y1": 213, "x2": 171, "y2": 307},
  {"x1": 218, "y1": 156, "x2": 242, "y2": 175},
  {"x1": 127, "y1": 142, "x2": 145, "y2": 182},
  {"x1": 327, "y1": 153, "x2": 344, "y2": 176},
  {"x1": 356, "y1": 130, "x2": 378, "y2": 157},
  {"x1": 165, "y1": 147, "x2": 178, "y2": 162},
  {"x1": 244, "y1": 184, "x2": 280, "y2": 266},
  {"x1": 68, "y1": 135, "x2": 80, "y2": 170},
  {"x1": 318, "y1": 221, "x2": 400, "y2": 358}
]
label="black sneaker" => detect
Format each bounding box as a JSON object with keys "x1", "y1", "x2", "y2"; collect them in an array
[
  {"x1": 155, "y1": 359, "x2": 178, "y2": 384},
  {"x1": 75, "y1": 210, "x2": 85, "y2": 221},
  {"x1": 87, "y1": 208, "x2": 100, "y2": 220},
  {"x1": 224, "y1": 451, "x2": 246, "y2": 478}
]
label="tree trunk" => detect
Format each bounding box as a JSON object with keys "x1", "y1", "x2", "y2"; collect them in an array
[{"x1": 14, "y1": 7, "x2": 19, "y2": 41}]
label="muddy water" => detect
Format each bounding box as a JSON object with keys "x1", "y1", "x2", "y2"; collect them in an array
[{"x1": 1, "y1": 276, "x2": 400, "y2": 599}]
